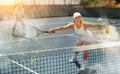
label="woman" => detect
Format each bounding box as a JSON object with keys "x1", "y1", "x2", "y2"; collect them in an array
[{"x1": 48, "y1": 12, "x2": 103, "y2": 70}]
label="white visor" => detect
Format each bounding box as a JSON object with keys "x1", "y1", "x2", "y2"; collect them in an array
[{"x1": 73, "y1": 12, "x2": 81, "y2": 18}]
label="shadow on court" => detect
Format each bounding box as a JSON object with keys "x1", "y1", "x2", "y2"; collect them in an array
[{"x1": 78, "y1": 68, "x2": 96, "y2": 74}]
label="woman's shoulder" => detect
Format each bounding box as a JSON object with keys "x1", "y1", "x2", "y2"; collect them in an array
[
  {"x1": 83, "y1": 21, "x2": 90, "y2": 25},
  {"x1": 68, "y1": 23, "x2": 74, "y2": 27},
  {"x1": 83, "y1": 21, "x2": 94, "y2": 26},
  {"x1": 69, "y1": 23, "x2": 74, "y2": 25}
]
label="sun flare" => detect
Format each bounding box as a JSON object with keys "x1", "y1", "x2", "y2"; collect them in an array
[{"x1": 0, "y1": 0, "x2": 24, "y2": 5}]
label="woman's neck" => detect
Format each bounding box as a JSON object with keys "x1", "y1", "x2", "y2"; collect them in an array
[{"x1": 75, "y1": 22, "x2": 82, "y2": 29}]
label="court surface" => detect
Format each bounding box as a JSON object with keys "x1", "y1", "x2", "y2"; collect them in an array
[{"x1": 0, "y1": 17, "x2": 120, "y2": 74}]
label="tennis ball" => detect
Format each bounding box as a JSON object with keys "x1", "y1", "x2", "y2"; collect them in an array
[{"x1": 106, "y1": 28, "x2": 110, "y2": 34}]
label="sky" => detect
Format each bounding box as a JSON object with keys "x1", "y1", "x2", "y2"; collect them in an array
[{"x1": 0, "y1": 0, "x2": 81, "y2": 5}]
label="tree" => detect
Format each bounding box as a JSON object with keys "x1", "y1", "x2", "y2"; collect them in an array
[{"x1": 115, "y1": 0, "x2": 120, "y2": 4}]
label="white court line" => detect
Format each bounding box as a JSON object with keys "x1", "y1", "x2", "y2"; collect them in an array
[
  {"x1": 0, "y1": 33, "x2": 75, "y2": 43},
  {"x1": 67, "y1": 34, "x2": 110, "y2": 43},
  {"x1": 11, "y1": 60, "x2": 39, "y2": 74},
  {"x1": 0, "y1": 27, "x2": 119, "y2": 43},
  {"x1": 5, "y1": 29, "x2": 100, "y2": 42}
]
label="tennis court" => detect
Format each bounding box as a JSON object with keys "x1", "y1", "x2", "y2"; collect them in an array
[{"x1": 0, "y1": 17, "x2": 120, "y2": 74}]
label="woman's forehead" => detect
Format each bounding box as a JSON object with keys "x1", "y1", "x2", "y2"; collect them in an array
[{"x1": 74, "y1": 16, "x2": 81, "y2": 19}]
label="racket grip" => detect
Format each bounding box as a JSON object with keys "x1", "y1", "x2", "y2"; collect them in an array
[
  {"x1": 47, "y1": 30, "x2": 55, "y2": 33},
  {"x1": 52, "y1": 30, "x2": 55, "y2": 33}
]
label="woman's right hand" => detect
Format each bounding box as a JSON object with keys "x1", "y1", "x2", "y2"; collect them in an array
[{"x1": 48, "y1": 29, "x2": 55, "y2": 34}]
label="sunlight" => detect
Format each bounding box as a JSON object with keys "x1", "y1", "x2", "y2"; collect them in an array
[
  {"x1": 0, "y1": 0, "x2": 23, "y2": 5},
  {"x1": 0, "y1": 0, "x2": 9, "y2": 5},
  {"x1": 0, "y1": 0, "x2": 81, "y2": 5}
]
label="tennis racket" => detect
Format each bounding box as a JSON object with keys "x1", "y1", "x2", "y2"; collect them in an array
[
  {"x1": 24, "y1": 26, "x2": 55, "y2": 39},
  {"x1": 31, "y1": 26, "x2": 55, "y2": 36},
  {"x1": 13, "y1": 26, "x2": 55, "y2": 39}
]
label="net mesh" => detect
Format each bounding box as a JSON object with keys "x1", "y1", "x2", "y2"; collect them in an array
[{"x1": 0, "y1": 34, "x2": 120, "y2": 74}]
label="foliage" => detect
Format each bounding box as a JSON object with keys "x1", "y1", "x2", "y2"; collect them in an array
[{"x1": 81, "y1": 0, "x2": 100, "y2": 7}]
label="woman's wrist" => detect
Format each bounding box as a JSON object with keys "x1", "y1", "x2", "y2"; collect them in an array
[
  {"x1": 97, "y1": 24, "x2": 103, "y2": 30},
  {"x1": 51, "y1": 29, "x2": 55, "y2": 31}
]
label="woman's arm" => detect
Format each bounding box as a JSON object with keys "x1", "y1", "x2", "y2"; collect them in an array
[
  {"x1": 48, "y1": 23, "x2": 74, "y2": 33},
  {"x1": 84, "y1": 22, "x2": 102, "y2": 27},
  {"x1": 84, "y1": 22, "x2": 105, "y2": 30}
]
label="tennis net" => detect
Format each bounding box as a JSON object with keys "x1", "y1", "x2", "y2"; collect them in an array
[{"x1": 0, "y1": 34, "x2": 120, "y2": 74}]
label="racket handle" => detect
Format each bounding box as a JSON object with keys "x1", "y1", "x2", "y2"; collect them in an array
[
  {"x1": 48, "y1": 30, "x2": 55, "y2": 33},
  {"x1": 52, "y1": 30, "x2": 55, "y2": 33}
]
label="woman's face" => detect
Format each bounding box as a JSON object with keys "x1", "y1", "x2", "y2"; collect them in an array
[{"x1": 74, "y1": 16, "x2": 82, "y2": 24}]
